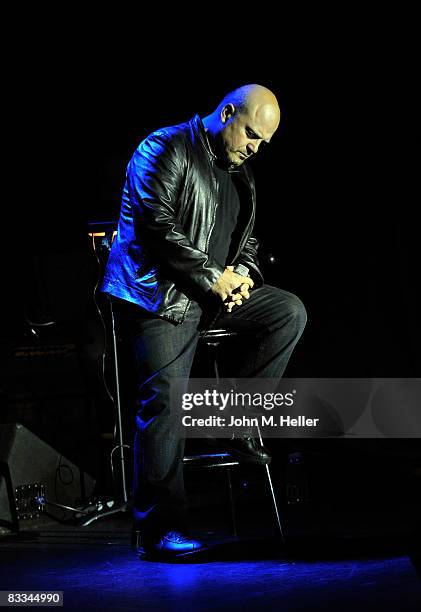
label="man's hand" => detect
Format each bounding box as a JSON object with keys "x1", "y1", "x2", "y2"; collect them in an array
[
  {"x1": 225, "y1": 281, "x2": 252, "y2": 312},
  {"x1": 211, "y1": 266, "x2": 254, "y2": 304}
]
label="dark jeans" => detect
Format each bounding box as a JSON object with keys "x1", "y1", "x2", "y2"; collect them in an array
[{"x1": 116, "y1": 285, "x2": 307, "y2": 536}]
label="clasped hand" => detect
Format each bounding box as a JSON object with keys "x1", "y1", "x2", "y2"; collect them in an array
[{"x1": 211, "y1": 265, "x2": 253, "y2": 313}]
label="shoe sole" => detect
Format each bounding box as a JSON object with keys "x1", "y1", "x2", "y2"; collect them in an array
[
  {"x1": 138, "y1": 546, "x2": 209, "y2": 561},
  {"x1": 204, "y1": 438, "x2": 271, "y2": 465},
  {"x1": 223, "y1": 449, "x2": 272, "y2": 465}
]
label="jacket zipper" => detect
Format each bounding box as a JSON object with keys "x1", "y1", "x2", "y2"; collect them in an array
[
  {"x1": 205, "y1": 159, "x2": 220, "y2": 253},
  {"x1": 229, "y1": 173, "x2": 255, "y2": 264}
]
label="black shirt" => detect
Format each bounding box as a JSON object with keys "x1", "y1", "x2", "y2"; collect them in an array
[{"x1": 208, "y1": 162, "x2": 241, "y2": 267}]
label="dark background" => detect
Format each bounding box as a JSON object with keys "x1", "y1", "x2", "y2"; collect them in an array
[
  {"x1": 15, "y1": 45, "x2": 419, "y2": 377},
  {"x1": 3, "y1": 37, "x2": 420, "y2": 524}
]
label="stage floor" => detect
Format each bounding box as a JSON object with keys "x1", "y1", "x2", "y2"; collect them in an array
[{"x1": 0, "y1": 515, "x2": 420, "y2": 611}]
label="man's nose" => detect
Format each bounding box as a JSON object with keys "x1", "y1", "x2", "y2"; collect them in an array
[{"x1": 247, "y1": 141, "x2": 260, "y2": 156}]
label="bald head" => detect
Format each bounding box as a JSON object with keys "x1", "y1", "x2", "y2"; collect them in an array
[
  {"x1": 203, "y1": 84, "x2": 281, "y2": 168},
  {"x1": 218, "y1": 84, "x2": 281, "y2": 134}
]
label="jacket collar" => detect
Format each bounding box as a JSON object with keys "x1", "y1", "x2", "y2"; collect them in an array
[
  {"x1": 192, "y1": 114, "x2": 250, "y2": 179},
  {"x1": 193, "y1": 114, "x2": 217, "y2": 162}
]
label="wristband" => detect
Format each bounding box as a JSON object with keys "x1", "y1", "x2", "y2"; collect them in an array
[{"x1": 233, "y1": 263, "x2": 249, "y2": 277}]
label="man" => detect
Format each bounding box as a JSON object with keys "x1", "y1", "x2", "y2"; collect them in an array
[{"x1": 101, "y1": 84, "x2": 306, "y2": 559}]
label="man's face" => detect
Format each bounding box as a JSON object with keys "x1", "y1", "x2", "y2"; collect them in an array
[{"x1": 219, "y1": 104, "x2": 279, "y2": 167}]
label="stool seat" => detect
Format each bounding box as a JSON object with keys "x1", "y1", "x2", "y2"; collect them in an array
[{"x1": 199, "y1": 328, "x2": 238, "y2": 342}]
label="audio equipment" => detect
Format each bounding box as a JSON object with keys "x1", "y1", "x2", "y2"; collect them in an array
[{"x1": 0, "y1": 423, "x2": 96, "y2": 533}]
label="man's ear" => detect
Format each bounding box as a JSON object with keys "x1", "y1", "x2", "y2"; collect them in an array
[{"x1": 221, "y1": 103, "x2": 236, "y2": 124}]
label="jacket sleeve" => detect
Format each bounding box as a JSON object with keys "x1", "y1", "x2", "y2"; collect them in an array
[
  {"x1": 235, "y1": 235, "x2": 264, "y2": 288},
  {"x1": 127, "y1": 131, "x2": 225, "y2": 297}
]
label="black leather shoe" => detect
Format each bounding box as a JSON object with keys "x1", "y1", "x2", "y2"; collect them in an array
[
  {"x1": 219, "y1": 435, "x2": 271, "y2": 464},
  {"x1": 138, "y1": 530, "x2": 207, "y2": 560}
]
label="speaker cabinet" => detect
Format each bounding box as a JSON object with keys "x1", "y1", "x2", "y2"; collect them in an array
[{"x1": 0, "y1": 423, "x2": 96, "y2": 533}]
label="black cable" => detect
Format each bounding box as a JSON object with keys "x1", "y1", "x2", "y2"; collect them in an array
[
  {"x1": 91, "y1": 234, "x2": 120, "y2": 491},
  {"x1": 54, "y1": 454, "x2": 75, "y2": 520},
  {"x1": 91, "y1": 234, "x2": 118, "y2": 414}
]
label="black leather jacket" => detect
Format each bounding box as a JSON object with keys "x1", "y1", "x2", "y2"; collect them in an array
[{"x1": 101, "y1": 114, "x2": 264, "y2": 324}]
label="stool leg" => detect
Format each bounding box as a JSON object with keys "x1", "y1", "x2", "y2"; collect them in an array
[
  {"x1": 256, "y1": 423, "x2": 285, "y2": 542},
  {"x1": 110, "y1": 299, "x2": 129, "y2": 504},
  {"x1": 264, "y1": 463, "x2": 285, "y2": 542},
  {"x1": 209, "y1": 342, "x2": 220, "y2": 381},
  {"x1": 225, "y1": 467, "x2": 238, "y2": 537},
  {"x1": 131, "y1": 525, "x2": 141, "y2": 552}
]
